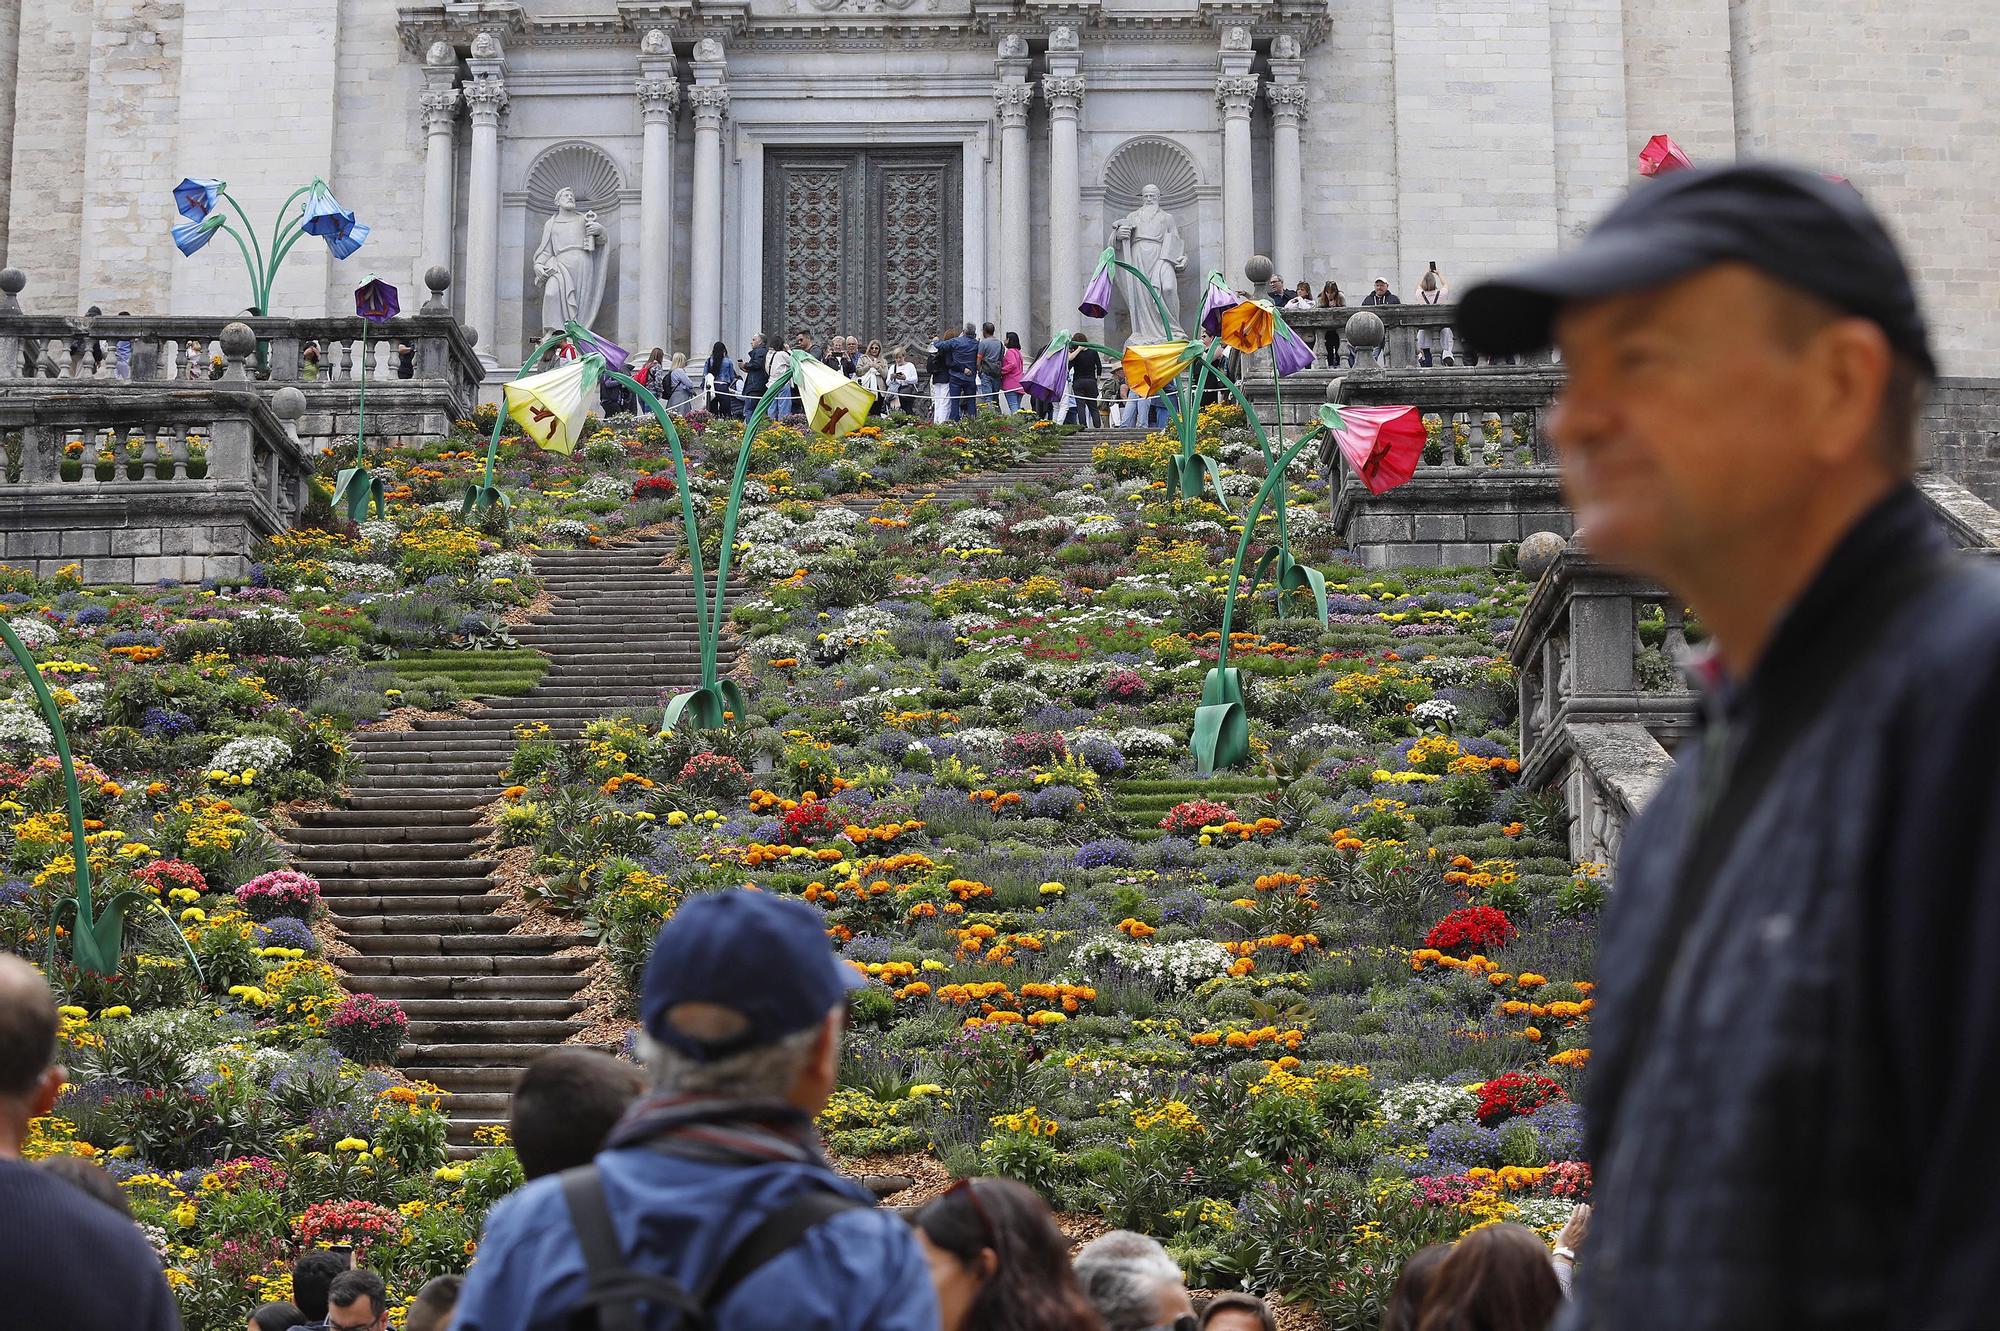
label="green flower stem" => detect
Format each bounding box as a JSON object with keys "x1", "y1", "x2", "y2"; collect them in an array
[
  {"x1": 602, "y1": 369, "x2": 714, "y2": 681},
  {"x1": 217, "y1": 190, "x2": 270, "y2": 296},
  {"x1": 704, "y1": 364, "x2": 800, "y2": 685},
  {"x1": 1100, "y1": 255, "x2": 1180, "y2": 341},
  {"x1": 1213, "y1": 426, "x2": 1328, "y2": 677}
]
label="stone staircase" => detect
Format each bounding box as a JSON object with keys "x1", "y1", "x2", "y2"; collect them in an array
[
  {"x1": 290, "y1": 534, "x2": 741, "y2": 1148},
  {"x1": 289, "y1": 426, "x2": 1119, "y2": 1147},
  {"x1": 837, "y1": 429, "x2": 1116, "y2": 511}
]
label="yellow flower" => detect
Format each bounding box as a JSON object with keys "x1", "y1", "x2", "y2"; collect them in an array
[
  {"x1": 334, "y1": 1137, "x2": 369, "y2": 1152},
  {"x1": 98, "y1": 1006, "x2": 131, "y2": 1019},
  {"x1": 1038, "y1": 881, "x2": 1065, "y2": 896}
]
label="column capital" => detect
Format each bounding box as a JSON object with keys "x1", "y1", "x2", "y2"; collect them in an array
[
  {"x1": 1042, "y1": 74, "x2": 1085, "y2": 116},
  {"x1": 993, "y1": 80, "x2": 1033, "y2": 129},
  {"x1": 463, "y1": 73, "x2": 509, "y2": 125},
  {"x1": 637, "y1": 78, "x2": 680, "y2": 122},
  {"x1": 1215, "y1": 74, "x2": 1259, "y2": 116},
  {"x1": 689, "y1": 84, "x2": 731, "y2": 128},
  {"x1": 1266, "y1": 81, "x2": 1309, "y2": 123},
  {"x1": 419, "y1": 87, "x2": 460, "y2": 133}
]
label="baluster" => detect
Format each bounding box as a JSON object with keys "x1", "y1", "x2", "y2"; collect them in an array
[{"x1": 1662, "y1": 601, "x2": 1689, "y2": 664}]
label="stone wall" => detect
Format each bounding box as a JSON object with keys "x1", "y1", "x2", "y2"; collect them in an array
[
  {"x1": 1333, "y1": 470, "x2": 1574, "y2": 569},
  {"x1": 1619, "y1": 0, "x2": 1735, "y2": 166},
  {"x1": 1921, "y1": 376, "x2": 2000, "y2": 507},
  {"x1": 0, "y1": 0, "x2": 20, "y2": 262},
  {"x1": 7, "y1": 0, "x2": 94, "y2": 315},
  {"x1": 1727, "y1": 0, "x2": 2000, "y2": 378},
  {"x1": 326, "y1": 0, "x2": 429, "y2": 310},
  {"x1": 1549, "y1": 0, "x2": 1632, "y2": 244},
  {"x1": 1298, "y1": 5, "x2": 1399, "y2": 293},
  {"x1": 78, "y1": 0, "x2": 184, "y2": 313}
]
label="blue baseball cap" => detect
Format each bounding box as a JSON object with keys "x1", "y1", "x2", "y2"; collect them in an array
[{"x1": 640, "y1": 889, "x2": 866, "y2": 1061}]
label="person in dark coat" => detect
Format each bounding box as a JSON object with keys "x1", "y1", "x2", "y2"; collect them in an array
[{"x1": 1461, "y1": 162, "x2": 2000, "y2": 1329}]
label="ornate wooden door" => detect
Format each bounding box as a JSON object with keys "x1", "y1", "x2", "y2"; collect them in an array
[{"x1": 764, "y1": 149, "x2": 962, "y2": 350}]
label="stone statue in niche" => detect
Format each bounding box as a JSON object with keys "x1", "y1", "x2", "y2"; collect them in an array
[
  {"x1": 534, "y1": 187, "x2": 606, "y2": 331},
  {"x1": 1112, "y1": 183, "x2": 1187, "y2": 341},
  {"x1": 426, "y1": 40, "x2": 454, "y2": 66}
]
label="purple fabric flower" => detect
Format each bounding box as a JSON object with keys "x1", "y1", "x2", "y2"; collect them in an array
[
  {"x1": 1079, "y1": 253, "x2": 1115, "y2": 319},
  {"x1": 1022, "y1": 340, "x2": 1071, "y2": 403},
  {"x1": 1272, "y1": 318, "x2": 1316, "y2": 376},
  {"x1": 1199, "y1": 274, "x2": 1239, "y2": 337}
]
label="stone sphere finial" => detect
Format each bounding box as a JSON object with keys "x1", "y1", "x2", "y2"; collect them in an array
[
  {"x1": 1243, "y1": 254, "x2": 1274, "y2": 286},
  {"x1": 1517, "y1": 530, "x2": 1567, "y2": 581},
  {"x1": 425, "y1": 266, "x2": 452, "y2": 296},
  {"x1": 1344, "y1": 310, "x2": 1386, "y2": 350},
  {"x1": 270, "y1": 386, "x2": 307, "y2": 422},
  {"x1": 0, "y1": 268, "x2": 23, "y2": 316},
  {"x1": 460, "y1": 325, "x2": 479, "y2": 350},
  {"x1": 220, "y1": 321, "x2": 256, "y2": 359}
]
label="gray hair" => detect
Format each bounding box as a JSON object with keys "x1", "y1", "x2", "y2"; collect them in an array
[
  {"x1": 1073, "y1": 1230, "x2": 1184, "y2": 1331},
  {"x1": 636, "y1": 1024, "x2": 822, "y2": 1099}
]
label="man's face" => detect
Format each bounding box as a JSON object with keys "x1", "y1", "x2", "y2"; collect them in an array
[
  {"x1": 1549, "y1": 263, "x2": 1835, "y2": 582},
  {"x1": 327, "y1": 1298, "x2": 384, "y2": 1331},
  {"x1": 1373, "y1": 281, "x2": 1387, "y2": 294},
  {"x1": 1204, "y1": 1312, "x2": 1266, "y2": 1331}
]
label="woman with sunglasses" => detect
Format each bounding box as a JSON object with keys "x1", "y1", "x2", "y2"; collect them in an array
[{"x1": 914, "y1": 1177, "x2": 1104, "y2": 1331}]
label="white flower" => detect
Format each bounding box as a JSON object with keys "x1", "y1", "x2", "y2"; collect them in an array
[
  {"x1": 1378, "y1": 1080, "x2": 1479, "y2": 1132},
  {"x1": 210, "y1": 734, "x2": 292, "y2": 774},
  {"x1": 0, "y1": 698, "x2": 53, "y2": 752},
  {"x1": 5, "y1": 618, "x2": 56, "y2": 649},
  {"x1": 1073, "y1": 934, "x2": 1232, "y2": 993}
]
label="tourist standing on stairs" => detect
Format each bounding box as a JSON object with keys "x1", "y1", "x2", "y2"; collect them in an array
[
  {"x1": 927, "y1": 333, "x2": 953, "y2": 423},
  {"x1": 742, "y1": 333, "x2": 771, "y2": 408},
  {"x1": 998, "y1": 332, "x2": 1025, "y2": 414},
  {"x1": 1462, "y1": 161, "x2": 2000, "y2": 1330},
  {"x1": 704, "y1": 342, "x2": 739, "y2": 419},
  {"x1": 1066, "y1": 342, "x2": 1101, "y2": 429},
  {"x1": 975, "y1": 322, "x2": 1004, "y2": 413},
  {"x1": 452, "y1": 889, "x2": 939, "y2": 1331}
]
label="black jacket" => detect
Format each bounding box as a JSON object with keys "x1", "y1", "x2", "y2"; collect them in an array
[{"x1": 1568, "y1": 483, "x2": 2000, "y2": 1329}]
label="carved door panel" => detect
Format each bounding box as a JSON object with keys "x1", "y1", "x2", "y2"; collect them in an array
[{"x1": 764, "y1": 150, "x2": 961, "y2": 349}]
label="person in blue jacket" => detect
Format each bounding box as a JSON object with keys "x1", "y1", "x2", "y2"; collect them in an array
[{"x1": 452, "y1": 890, "x2": 940, "y2": 1331}]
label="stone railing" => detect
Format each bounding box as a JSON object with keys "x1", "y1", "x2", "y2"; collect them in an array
[
  {"x1": 1282, "y1": 303, "x2": 1558, "y2": 372},
  {"x1": 1914, "y1": 473, "x2": 2000, "y2": 555},
  {"x1": 1507, "y1": 540, "x2": 1699, "y2": 861},
  {"x1": 0, "y1": 267, "x2": 484, "y2": 446},
  {"x1": 0, "y1": 327, "x2": 316, "y2": 583}
]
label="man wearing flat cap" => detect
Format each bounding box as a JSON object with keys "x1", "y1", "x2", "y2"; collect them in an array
[
  {"x1": 454, "y1": 889, "x2": 938, "y2": 1331},
  {"x1": 1462, "y1": 163, "x2": 2000, "y2": 1327}
]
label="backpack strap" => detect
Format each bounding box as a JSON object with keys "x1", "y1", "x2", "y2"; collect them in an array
[
  {"x1": 698, "y1": 1187, "x2": 866, "y2": 1311},
  {"x1": 560, "y1": 1166, "x2": 713, "y2": 1331}
]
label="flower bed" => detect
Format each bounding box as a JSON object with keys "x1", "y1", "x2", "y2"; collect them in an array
[{"x1": 499, "y1": 405, "x2": 1606, "y2": 1325}]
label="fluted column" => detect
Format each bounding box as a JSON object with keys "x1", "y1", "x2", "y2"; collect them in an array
[
  {"x1": 688, "y1": 83, "x2": 730, "y2": 354},
  {"x1": 1043, "y1": 75, "x2": 1085, "y2": 335},
  {"x1": 1267, "y1": 83, "x2": 1307, "y2": 286},
  {"x1": 462, "y1": 72, "x2": 508, "y2": 369},
  {"x1": 637, "y1": 77, "x2": 681, "y2": 354},
  {"x1": 994, "y1": 80, "x2": 1033, "y2": 339},
  {"x1": 1216, "y1": 74, "x2": 1259, "y2": 281},
  {"x1": 419, "y1": 89, "x2": 460, "y2": 287}
]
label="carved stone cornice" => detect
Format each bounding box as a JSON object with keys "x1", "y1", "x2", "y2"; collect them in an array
[
  {"x1": 1214, "y1": 73, "x2": 1259, "y2": 115},
  {"x1": 688, "y1": 83, "x2": 731, "y2": 127},
  {"x1": 1265, "y1": 80, "x2": 1308, "y2": 123},
  {"x1": 993, "y1": 80, "x2": 1033, "y2": 128},
  {"x1": 636, "y1": 77, "x2": 681, "y2": 121},
  {"x1": 419, "y1": 87, "x2": 461, "y2": 132},
  {"x1": 1042, "y1": 74, "x2": 1085, "y2": 116},
  {"x1": 462, "y1": 73, "x2": 510, "y2": 123}
]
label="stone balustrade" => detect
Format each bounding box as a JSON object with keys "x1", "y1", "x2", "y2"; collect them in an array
[
  {"x1": 0, "y1": 324, "x2": 315, "y2": 584},
  {"x1": 1281, "y1": 302, "x2": 1556, "y2": 373},
  {"x1": 1507, "y1": 541, "x2": 1698, "y2": 861},
  {"x1": 0, "y1": 267, "x2": 484, "y2": 447}
]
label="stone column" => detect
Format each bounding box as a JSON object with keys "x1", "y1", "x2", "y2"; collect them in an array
[
  {"x1": 461, "y1": 55, "x2": 509, "y2": 370},
  {"x1": 1216, "y1": 74, "x2": 1260, "y2": 282},
  {"x1": 637, "y1": 72, "x2": 681, "y2": 355},
  {"x1": 0, "y1": 0, "x2": 19, "y2": 261},
  {"x1": 1043, "y1": 74, "x2": 1085, "y2": 337},
  {"x1": 994, "y1": 79, "x2": 1033, "y2": 339},
  {"x1": 1267, "y1": 83, "x2": 1308, "y2": 286},
  {"x1": 687, "y1": 82, "x2": 730, "y2": 354},
  {"x1": 419, "y1": 89, "x2": 461, "y2": 292}
]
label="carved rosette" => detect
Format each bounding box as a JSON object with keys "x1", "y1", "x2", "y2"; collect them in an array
[
  {"x1": 993, "y1": 81, "x2": 1033, "y2": 129},
  {"x1": 462, "y1": 74, "x2": 509, "y2": 125},
  {"x1": 1215, "y1": 74, "x2": 1259, "y2": 118},
  {"x1": 1266, "y1": 81, "x2": 1309, "y2": 125},
  {"x1": 689, "y1": 84, "x2": 731, "y2": 129},
  {"x1": 419, "y1": 88, "x2": 460, "y2": 134},
  {"x1": 637, "y1": 78, "x2": 680, "y2": 123},
  {"x1": 1042, "y1": 75, "x2": 1085, "y2": 118}
]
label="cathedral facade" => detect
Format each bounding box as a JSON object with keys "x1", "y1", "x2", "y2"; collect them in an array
[{"x1": 1, "y1": 0, "x2": 1995, "y2": 374}]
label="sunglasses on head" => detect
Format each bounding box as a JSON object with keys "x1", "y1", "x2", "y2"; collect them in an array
[{"x1": 944, "y1": 1176, "x2": 999, "y2": 1251}]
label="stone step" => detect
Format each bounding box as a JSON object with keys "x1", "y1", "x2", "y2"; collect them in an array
[
  {"x1": 447, "y1": 1118, "x2": 509, "y2": 1145},
  {"x1": 337, "y1": 912, "x2": 522, "y2": 935},
  {"x1": 407, "y1": 1018, "x2": 588, "y2": 1042},
  {"x1": 307, "y1": 858, "x2": 497, "y2": 880},
  {"x1": 439, "y1": 1091, "x2": 515, "y2": 1114},
  {"x1": 345, "y1": 932, "x2": 586, "y2": 956},
  {"x1": 315, "y1": 875, "x2": 501, "y2": 895},
  {"x1": 286, "y1": 824, "x2": 484, "y2": 846},
  {"x1": 400, "y1": 1040, "x2": 585, "y2": 1064},
  {"x1": 401, "y1": 1065, "x2": 532, "y2": 1091},
  {"x1": 294, "y1": 839, "x2": 490, "y2": 862},
  {"x1": 345, "y1": 792, "x2": 497, "y2": 811},
  {"x1": 326, "y1": 892, "x2": 509, "y2": 914},
  {"x1": 340, "y1": 953, "x2": 586, "y2": 977},
  {"x1": 295, "y1": 807, "x2": 480, "y2": 828},
  {"x1": 359, "y1": 973, "x2": 588, "y2": 999}
]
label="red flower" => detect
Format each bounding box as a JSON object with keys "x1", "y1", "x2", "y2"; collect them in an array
[
  {"x1": 1159, "y1": 799, "x2": 1238, "y2": 837},
  {"x1": 1423, "y1": 905, "x2": 1517, "y2": 956},
  {"x1": 1475, "y1": 1071, "x2": 1568, "y2": 1126},
  {"x1": 782, "y1": 798, "x2": 835, "y2": 844}
]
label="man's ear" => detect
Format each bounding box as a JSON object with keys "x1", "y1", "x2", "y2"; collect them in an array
[{"x1": 30, "y1": 1065, "x2": 64, "y2": 1119}]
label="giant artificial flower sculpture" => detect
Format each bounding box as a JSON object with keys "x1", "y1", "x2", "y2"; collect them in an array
[
  {"x1": 1122, "y1": 341, "x2": 1200, "y2": 398},
  {"x1": 1321, "y1": 402, "x2": 1426, "y2": 495},
  {"x1": 792, "y1": 353, "x2": 876, "y2": 438},
  {"x1": 172, "y1": 215, "x2": 226, "y2": 256},
  {"x1": 1079, "y1": 248, "x2": 1116, "y2": 320},
  {"x1": 332, "y1": 276, "x2": 402, "y2": 520},
  {"x1": 172, "y1": 177, "x2": 224, "y2": 222},
  {"x1": 1021, "y1": 330, "x2": 1075, "y2": 404},
  {"x1": 1199, "y1": 271, "x2": 1240, "y2": 337},
  {"x1": 1217, "y1": 299, "x2": 1276, "y2": 354},
  {"x1": 1638, "y1": 134, "x2": 1694, "y2": 177},
  {"x1": 300, "y1": 182, "x2": 372, "y2": 260},
  {"x1": 503, "y1": 355, "x2": 604, "y2": 455},
  {"x1": 167, "y1": 174, "x2": 370, "y2": 313},
  {"x1": 1271, "y1": 318, "x2": 1315, "y2": 376}
]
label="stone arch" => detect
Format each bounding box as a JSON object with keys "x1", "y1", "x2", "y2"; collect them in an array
[
  {"x1": 1102, "y1": 135, "x2": 1203, "y2": 216},
  {"x1": 521, "y1": 141, "x2": 625, "y2": 216}
]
